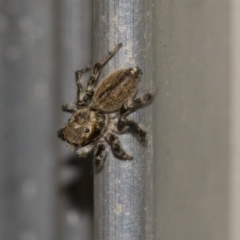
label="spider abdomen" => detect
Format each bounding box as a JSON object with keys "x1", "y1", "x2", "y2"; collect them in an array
[{"x1": 93, "y1": 67, "x2": 142, "y2": 113}]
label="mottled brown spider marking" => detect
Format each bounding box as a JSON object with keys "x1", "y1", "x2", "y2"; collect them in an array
[
  {"x1": 58, "y1": 43, "x2": 154, "y2": 172},
  {"x1": 62, "y1": 108, "x2": 105, "y2": 146}
]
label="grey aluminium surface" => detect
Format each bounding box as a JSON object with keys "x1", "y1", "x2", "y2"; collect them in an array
[{"x1": 93, "y1": 0, "x2": 154, "y2": 240}]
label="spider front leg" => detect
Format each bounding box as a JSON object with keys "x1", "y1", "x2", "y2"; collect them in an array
[
  {"x1": 94, "y1": 141, "x2": 106, "y2": 172},
  {"x1": 105, "y1": 133, "x2": 133, "y2": 160},
  {"x1": 76, "y1": 142, "x2": 95, "y2": 158},
  {"x1": 120, "y1": 92, "x2": 154, "y2": 115},
  {"x1": 75, "y1": 65, "x2": 92, "y2": 106},
  {"x1": 84, "y1": 43, "x2": 123, "y2": 102},
  {"x1": 62, "y1": 102, "x2": 77, "y2": 113},
  {"x1": 117, "y1": 117, "x2": 147, "y2": 144},
  {"x1": 57, "y1": 127, "x2": 65, "y2": 141}
]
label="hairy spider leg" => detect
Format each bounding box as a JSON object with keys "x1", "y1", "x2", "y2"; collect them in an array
[
  {"x1": 62, "y1": 102, "x2": 77, "y2": 113},
  {"x1": 105, "y1": 133, "x2": 133, "y2": 160},
  {"x1": 84, "y1": 43, "x2": 123, "y2": 102},
  {"x1": 75, "y1": 65, "x2": 92, "y2": 105},
  {"x1": 120, "y1": 92, "x2": 154, "y2": 115},
  {"x1": 76, "y1": 142, "x2": 95, "y2": 157},
  {"x1": 117, "y1": 117, "x2": 147, "y2": 144},
  {"x1": 94, "y1": 141, "x2": 106, "y2": 172},
  {"x1": 61, "y1": 65, "x2": 93, "y2": 112},
  {"x1": 57, "y1": 128, "x2": 65, "y2": 141}
]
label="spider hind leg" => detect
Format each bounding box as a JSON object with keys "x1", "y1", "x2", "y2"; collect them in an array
[
  {"x1": 120, "y1": 92, "x2": 155, "y2": 115},
  {"x1": 84, "y1": 43, "x2": 123, "y2": 102},
  {"x1": 75, "y1": 65, "x2": 92, "y2": 106},
  {"x1": 117, "y1": 117, "x2": 147, "y2": 144}
]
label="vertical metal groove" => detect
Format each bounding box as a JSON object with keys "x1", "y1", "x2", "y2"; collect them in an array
[{"x1": 93, "y1": 1, "x2": 154, "y2": 239}]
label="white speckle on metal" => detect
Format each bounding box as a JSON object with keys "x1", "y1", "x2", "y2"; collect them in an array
[{"x1": 115, "y1": 203, "x2": 122, "y2": 215}]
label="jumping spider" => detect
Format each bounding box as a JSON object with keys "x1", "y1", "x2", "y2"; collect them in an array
[{"x1": 58, "y1": 43, "x2": 154, "y2": 171}]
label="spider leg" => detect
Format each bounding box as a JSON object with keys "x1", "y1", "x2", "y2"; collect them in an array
[
  {"x1": 94, "y1": 141, "x2": 106, "y2": 172},
  {"x1": 57, "y1": 127, "x2": 65, "y2": 141},
  {"x1": 120, "y1": 92, "x2": 154, "y2": 115},
  {"x1": 105, "y1": 133, "x2": 133, "y2": 160},
  {"x1": 117, "y1": 117, "x2": 147, "y2": 144},
  {"x1": 84, "y1": 43, "x2": 123, "y2": 101},
  {"x1": 62, "y1": 102, "x2": 77, "y2": 113},
  {"x1": 76, "y1": 142, "x2": 95, "y2": 158},
  {"x1": 75, "y1": 65, "x2": 92, "y2": 106}
]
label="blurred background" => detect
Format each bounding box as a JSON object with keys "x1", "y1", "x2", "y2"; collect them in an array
[
  {"x1": 0, "y1": 0, "x2": 94, "y2": 239},
  {"x1": 1, "y1": 0, "x2": 240, "y2": 240}
]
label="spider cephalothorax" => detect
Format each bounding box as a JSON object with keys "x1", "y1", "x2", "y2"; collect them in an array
[
  {"x1": 58, "y1": 43, "x2": 154, "y2": 171},
  {"x1": 59, "y1": 108, "x2": 106, "y2": 146}
]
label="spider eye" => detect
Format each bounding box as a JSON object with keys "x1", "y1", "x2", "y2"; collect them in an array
[{"x1": 84, "y1": 128, "x2": 90, "y2": 133}]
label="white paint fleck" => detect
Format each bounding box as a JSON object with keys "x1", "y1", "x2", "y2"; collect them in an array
[
  {"x1": 115, "y1": 203, "x2": 122, "y2": 215},
  {"x1": 116, "y1": 179, "x2": 121, "y2": 184}
]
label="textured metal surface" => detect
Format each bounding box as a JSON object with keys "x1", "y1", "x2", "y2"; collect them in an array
[
  {"x1": 0, "y1": 0, "x2": 93, "y2": 239},
  {"x1": 93, "y1": 1, "x2": 154, "y2": 240}
]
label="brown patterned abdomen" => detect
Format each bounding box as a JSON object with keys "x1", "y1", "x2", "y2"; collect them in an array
[{"x1": 93, "y1": 68, "x2": 141, "y2": 112}]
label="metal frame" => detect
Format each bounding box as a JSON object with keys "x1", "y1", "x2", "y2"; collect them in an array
[{"x1": 93, "y1": 1, "x2": 154, "y2": 239}]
